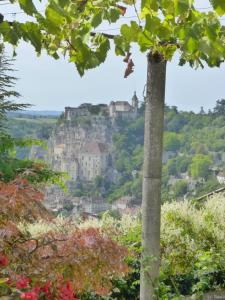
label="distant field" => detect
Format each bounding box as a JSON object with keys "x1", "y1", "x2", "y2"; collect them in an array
[
  {"x1": 13, "y1": 117, "x2": 57, "y2": 124},
  {"x1": 5, "y1": 115, "x2": 58, "y2": 140}
]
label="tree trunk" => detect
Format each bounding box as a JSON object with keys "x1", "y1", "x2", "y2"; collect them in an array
[{"x1": 140, "y1": 52, "x2": 167, "y2": 300}]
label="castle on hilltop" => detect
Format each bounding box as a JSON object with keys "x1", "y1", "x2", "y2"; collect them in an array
[
  {"x1": 65, "y1": 92, "x2": 139, "y2": 121},
  {"x1": 49, "y1": 93, "x2": 139, "y2": 183}
]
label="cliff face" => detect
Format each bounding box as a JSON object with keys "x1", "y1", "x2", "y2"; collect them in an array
[
  {"x1": 41, "y1": 97, "x2": 140, "y2": 214},
  {"x1": 48, "y1": 116, "x2": 116, "y2": 182},
  {"x1": 45, "y1": 115, "x2": 119, "y2": 212}
]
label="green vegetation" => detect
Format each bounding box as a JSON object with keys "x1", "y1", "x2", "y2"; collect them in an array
[
  {"x1": 189, "y1": 154, "x2": 213, "y2": 179},
  {"x1": 71, "y1": 115, "x2": 92, "y2": 127},
  {"x1": 0, "y1": 54, "x2": 62, "y2": 185},
  {"x1": 5, "y1": 113, "x2": 57, "y2": 140},
  {"x1": 108, "y1": 103, "x2": 225, "y2": 202},
  {"x1": 25, "y1": 194, "x2": 225, "y2": 299},
  {"x1": 5, "y1": 101, "x2": 225, "y2": 202}
]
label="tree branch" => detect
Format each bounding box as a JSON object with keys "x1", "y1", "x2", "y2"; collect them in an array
[
  {"x1": 132, "y1": 0, "x2": 141, "y2": 26},
  {"x1": 90, "y1": 31, "x2": 115, "y2": 39}
]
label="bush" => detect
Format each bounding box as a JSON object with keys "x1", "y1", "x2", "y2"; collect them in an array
[
  {"x1": 173, "y1": 180, "x2": 188, "y2": 197},
  {"x1": 76, "y1": 195, "x2": 225, "y2": 299},
  {"x1": 4, "y1": 192, "x2": 225, "y2": 299},
  {"x1": 0, "y1": 178, "x2": 129, "y2": 299}
]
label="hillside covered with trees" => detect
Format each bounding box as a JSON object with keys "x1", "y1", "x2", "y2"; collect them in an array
[
  {"x1": 108, "y1": 100, "x2": 225, "y2": 202},
  {"x1": 5, "y1": 100, "x2": 225, "y2": 203}
]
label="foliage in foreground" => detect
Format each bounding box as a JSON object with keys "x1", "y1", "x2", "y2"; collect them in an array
[
  {"x1": 1, "y1": 174, "x2": 225, "y2": 299},
  {"x1": 26, "y1": 195, "x2": 225, "y2": 299},
  {"x1": 0, "y1": 178, "x2": 129, "y2": 299}
]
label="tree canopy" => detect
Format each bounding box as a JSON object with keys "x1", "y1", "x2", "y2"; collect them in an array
[{"x1": 0, "y1": 0, "x2": 224, "y2": 75}]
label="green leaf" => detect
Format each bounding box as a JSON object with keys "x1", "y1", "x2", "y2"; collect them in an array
[
  {"x1": 157, "y1": 23, "x2": 172, "y2": 40},
  {"x1": 210, "y1": 0, "x2": 225, "y2": 16},
  {"x1": 48, "y1": 1, "x2": 70, "y2": 21},
  {"x1": 161, "y1": 44, "x2": 177, "y2": 60},
  {"x1": 23, "y1": 22, "x2": 42, "y2": 53},
  {"x1": 120, "y1": 21, "x2": 141, "y2": 44},
  {"x1": 5, "y1": 28, "x2": 19, "y2": 45},
  {"x1": 18, "y1": 0, "x2": 37, "y2": 16},
  {"x1": 138, "y1": 30, "x2": 153, "y2": 52},
  {"x1": 174, "y1": 0, "x2": 192, "y2": 16},
  {"x1": 114, "y1": 35, "x2": 127, "y2": 56},
  {"x1": 186, "y1": 36, "x2": 198, "y2": 53},
  {"x1": 0, "y1": 21, "x2": 11, "y2": 35},
  {"x1": 141, "y1": 0, "x2": 158, "y2": 11},
  {"x1": 91, "y1": 12, "x2": 102, "y2": 28},
  {"x1": 145, "y1": 15, "x2": 161, "y2": 35},
  {"x1": 96, "y1": 37, "x2": 110, "y2": 62},
  {"x1": 108, "y1": 8, "x2": 120, "y2": 22},
  {"x1": 121, "y1": 24, "x2": 133, "y2": 41},
  {"x1": 160, "y1": 0, "x2": 175, "y2": 15},
  {"x1": 45, "y1": 6, "x2": 65, "y2": 29}
]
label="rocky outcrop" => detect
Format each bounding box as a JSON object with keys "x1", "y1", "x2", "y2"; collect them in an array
[
  {"x1": 37, "y1": 96, "x2": 140, "y2": 214},
  {"x1": 48, "y1": 116, "x2": 116, "y2": 182},
  {"x1": 45, "y1": 115, "x2": 118, "y2": 213}
]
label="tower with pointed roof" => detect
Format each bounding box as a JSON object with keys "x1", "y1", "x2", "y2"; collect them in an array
[{"x1": 132, "y1": 91, "x2": 139, "y2": 114}]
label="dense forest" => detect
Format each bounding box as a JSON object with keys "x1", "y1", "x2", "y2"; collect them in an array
[{"x1": 5, "y1": 100, "x2": 225, "y2": 203}]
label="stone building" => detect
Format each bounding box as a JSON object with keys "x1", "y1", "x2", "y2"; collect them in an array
[
  {"x1": 109, "y1": 92, "x2": 139, "y2": 119},
  {"x1": 45, "y1": 93, "x2": 139, "y2": 213},
  {"x1": 78, "y1": 142, "x2": 109, "y2": 181},
  {"x1": 217, "y1": 171, "x2": 225, "y2": 184},
  {"x1": 81, "y1": 197, "x2": 111, "y2": 214},
  {"x1": 65, "y1": 92, "x2": 139, "y2": 121},
  {"x1": 50, "y1": 92, "x2": 139, "y2": 183}
]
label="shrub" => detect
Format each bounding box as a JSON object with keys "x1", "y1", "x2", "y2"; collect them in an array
[
  {"x1": 0, "y1": 178, "x2": 129, "y2": 299},
  {"x1": 79, "y1": 195, "x2": 225, "y2": 299},
  {"x1": 13, "y1": 195, "x2": 225, "y2": 299}
]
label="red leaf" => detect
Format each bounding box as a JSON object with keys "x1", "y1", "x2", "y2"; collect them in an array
[
  {"x1": 124, "y1": 58, "x2": 135, "y2": 78},
  {"x1": 16, "y1": 276, "x2": 31, "y2": 289},
  {"x1": 0, "y1": 253, "x2": 9, "y2": 267}
]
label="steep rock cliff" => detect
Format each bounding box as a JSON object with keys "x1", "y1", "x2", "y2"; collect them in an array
[{"x1": 45, "y1": 115, "x2": 119, "y2": 213}]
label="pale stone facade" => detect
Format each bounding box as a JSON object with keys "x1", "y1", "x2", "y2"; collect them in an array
[
  {"x1": 217, "y1": 172, "x2": 225, "y2": 184},
  {"x1": 49, "y1": 126, "x2": 112, "y2": 182},
  {"x1": 78, "y1": 143, "x2": 109, "y2": 181},
  {"x1": 81, "y1": 197, "x2": 111, "y2": 214}
]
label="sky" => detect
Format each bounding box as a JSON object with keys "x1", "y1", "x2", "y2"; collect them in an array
[{"x1": 1, "y1": 0, "x2": 225, "y2": 112}]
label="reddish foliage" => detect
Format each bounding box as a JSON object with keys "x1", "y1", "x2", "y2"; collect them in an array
[
  {"x1": 0, "y1": 253, "x2": 9, "y2": 267},
  {"x1": 0, "y1": 177, "x2": 43, "y2": 202},
  {"x1": 0, "y1": 177, "x2": 130, "y2": 298},
  {"x1": 0, "y1": 177, "x2": 52, "y2": 223},
  {"x1": 124, "y1": 58, "x2": 135, "y2": 78},
  {"x1": 16, "y1": 276, "x2": 31, "y2": 289},
  {"x1": 21, "y1": 290, "x2": 39, "y2": 300},
  {"x1": 1, "y1": 225, "x2": 129, "y2": 295},
  {"x1": 58, "y1": 281, "x2": 78, "y2": 300}
]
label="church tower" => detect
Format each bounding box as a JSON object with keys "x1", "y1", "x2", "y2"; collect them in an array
[{"x1": 132, "y1": 91, "x2": 139, "y2": 113}]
